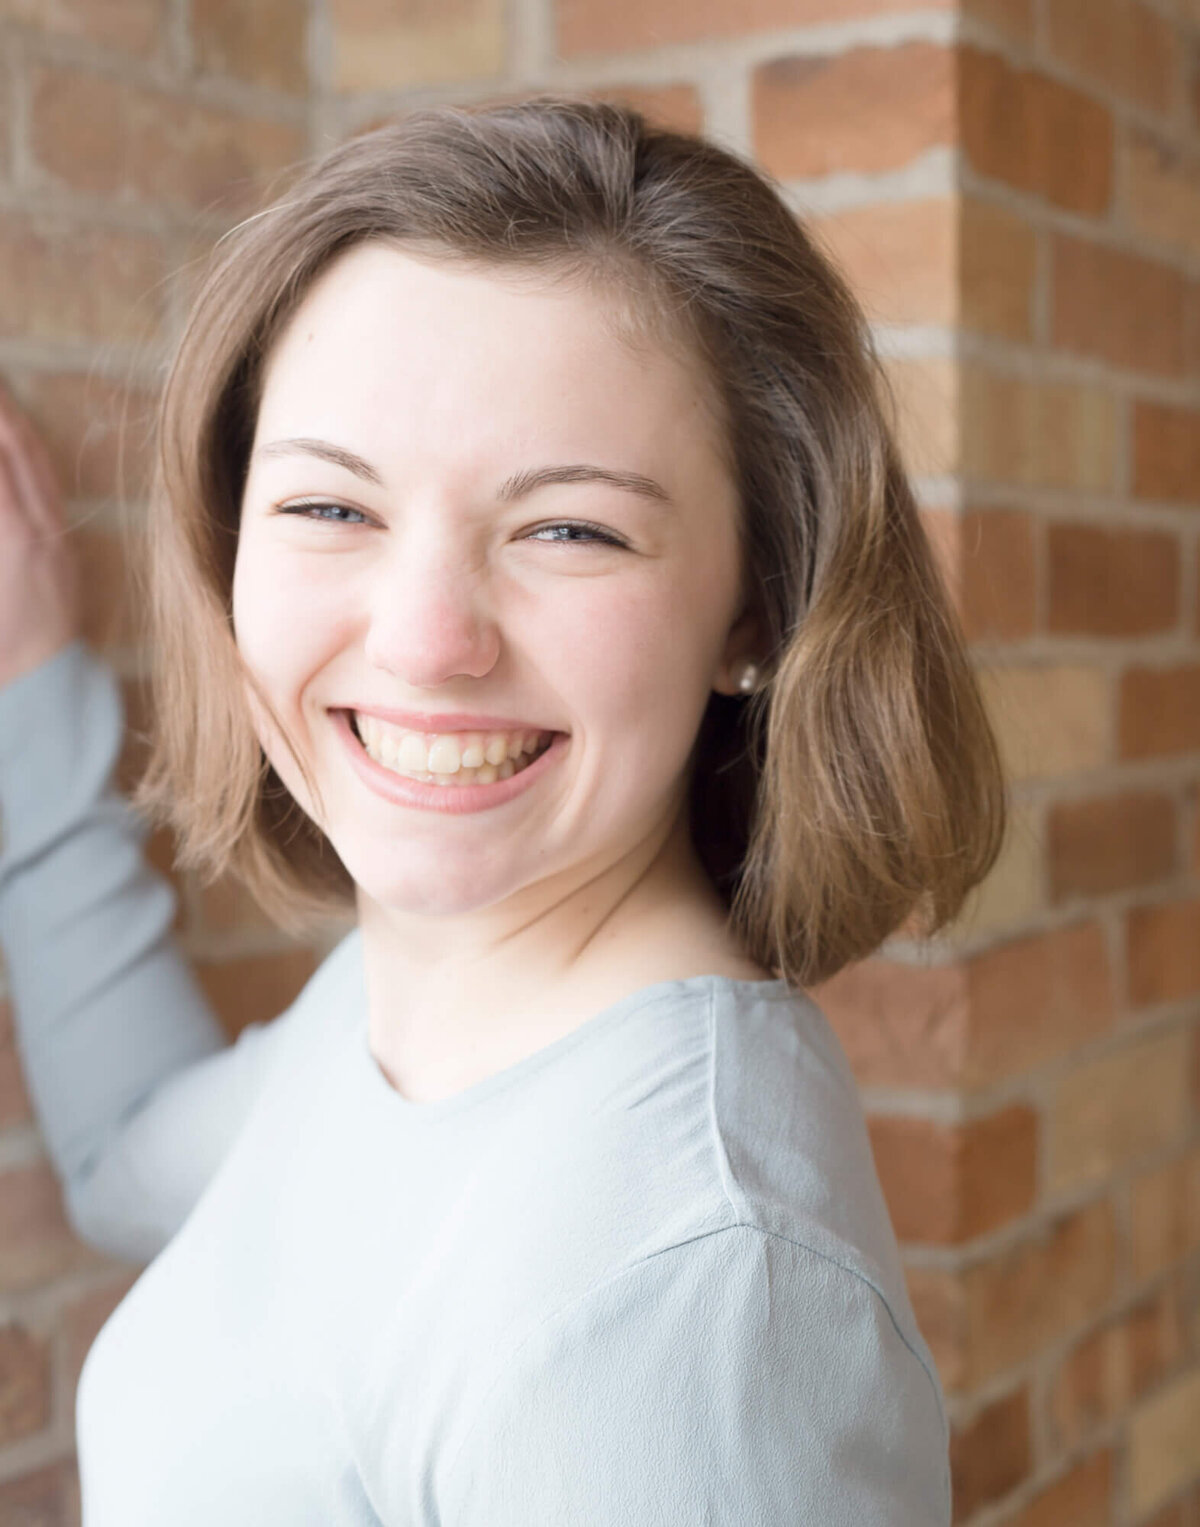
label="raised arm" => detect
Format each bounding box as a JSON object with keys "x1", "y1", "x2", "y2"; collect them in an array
[{"x1": 0, "y1": 381, "x2": 307, "y2": 1265}]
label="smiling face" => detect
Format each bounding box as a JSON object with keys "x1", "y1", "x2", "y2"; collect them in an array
[{"x1": 231, "y1": 240, "x2": 755, "y2": 923}]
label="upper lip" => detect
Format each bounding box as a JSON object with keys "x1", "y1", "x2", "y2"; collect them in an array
[{"x1": 338, "y1": 705, "x2": 559, "y2": 735}]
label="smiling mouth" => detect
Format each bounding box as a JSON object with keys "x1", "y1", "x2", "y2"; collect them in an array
[{"x1": 346, "y1": 711, "x2": 558, "y2": 787}]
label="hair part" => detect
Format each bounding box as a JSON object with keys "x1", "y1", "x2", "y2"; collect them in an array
[{"x1": 129, "y1": 94, "x2": 1006, "y2": 988}]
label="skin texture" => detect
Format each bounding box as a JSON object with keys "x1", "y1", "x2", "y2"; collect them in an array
[{"x1": 233, "y1": 242, "x2": 769, "y2": 1101}]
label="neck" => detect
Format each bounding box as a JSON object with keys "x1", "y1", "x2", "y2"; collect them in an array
[{"x1": 355, "y1": 793, "x2": 736, "y2": 1086}]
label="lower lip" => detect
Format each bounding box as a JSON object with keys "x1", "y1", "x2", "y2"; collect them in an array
[{"x1": 331, "y1": 710, "x2": 567, "y2": 814}]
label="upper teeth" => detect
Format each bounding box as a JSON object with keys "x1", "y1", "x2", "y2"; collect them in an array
[{"x1": 354, "y1": 714, "x2": 550, "y2": 775}]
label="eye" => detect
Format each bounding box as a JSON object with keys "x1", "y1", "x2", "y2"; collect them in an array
[
  {"x1": 276, "y1": 500, "x2": 369, "y2": 524},
  {"x1": 524, "y1": 521, "x2": 627, "y2": 547}
]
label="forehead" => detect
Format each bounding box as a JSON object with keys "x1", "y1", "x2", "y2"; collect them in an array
[{"x1": 253, "y1": 241, "x2": 728, "y2": 465}]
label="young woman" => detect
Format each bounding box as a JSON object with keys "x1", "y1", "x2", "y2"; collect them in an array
[{"x1": 0, "y1": 97, "x2": 1004, "y2": 1524}]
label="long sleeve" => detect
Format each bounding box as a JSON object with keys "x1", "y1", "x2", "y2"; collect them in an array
[
  {"x1": 0, "y1": 639, "x2": 304, "y2": 1264},
  {"x1": 438, "y1": 1224, "x2": 951, "y2": 1527}
]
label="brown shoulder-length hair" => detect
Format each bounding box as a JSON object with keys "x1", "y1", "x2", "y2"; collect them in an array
[{"x1": 129, "y1": 94, "x2": 1005, "y2": 990}]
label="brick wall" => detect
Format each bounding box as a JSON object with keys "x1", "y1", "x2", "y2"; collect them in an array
[{"x1": 0, "y1": 0, "x2": 1197, "y2": 1521}]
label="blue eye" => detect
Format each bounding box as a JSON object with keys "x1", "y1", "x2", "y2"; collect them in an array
[
  {"x1": 278, "y1": 501, "x2": 368, "y2": 524},
  {"x1": 526, "y1": 522, "x2": 626, "y2": 547}
]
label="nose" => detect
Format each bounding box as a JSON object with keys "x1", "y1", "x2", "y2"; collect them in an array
[{"x1": 361, "y1": 537, "x2": 501, "y2": 688}]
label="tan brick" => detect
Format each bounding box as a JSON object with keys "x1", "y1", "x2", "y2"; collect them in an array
[
  {"x1": 1132, "y1": 1141, "x2": 1200, "y2": 1281},
  {"x1": 880, "y1": 355, "x2": 957, "y2": 479},
  {"x1": 961, "y1": 196, "x2": 1037, "y2": 342},
  {"x1": 753, "y1": 43, "x2": 956, "y2": 180},
  {"x1": 981, "y1": 664, "x2": 1110, "y2": 781},
  {"x1": 555, "y1": 0, "x2": 953, "y2": 56},
  {"x1": 0, "y1": 0, "x2": 163, "y2": 56},
  {"x1": 867, "y1": 1103, "x2": 1037, "y2": 1244},
  {"x1": 1045, "y1": 0, "x2": 1176, "y2": 115},
  {"x1": 1122, "y1": 129, "x2": 1200, "y2": 261},
  {"x1": 0, "y1": 1320, "x2": 51, "y2": 1445},
  {"x1": 1049, "y1": 790, "x2": 1176, "y2": 901},
  {"x1": 195, "y1": 948, "x2": 319, "y2": 1035},
  {"x1": 1130, "y1": 1366, "x2": 1200, "y2": 1519},
  {"x1": 1120, "y1": 666, "x2": 1200, "y2": 761},
  {"x1": 956, "y1": 797, "x2": 1044, "y2": 935},
  {"x1": 1052, "y1": 234, "x2": 1189, "y2": 378},
  {"x1": 30, "y1": 65, "x2": 304, "y2": 216},
  {"x1": 1128, "y1": 896, "x2": 1200, "y2": 1007},
  {"x1": 960, "y1": 45, "x2": 1114, "y2": 216},
  {"x1": 1003, "y1": 1452, "x2": 1113, "y2": 1527},
  {"x1": 950, "y1": 1384, "x2": 1032, "y2": 1519},
  {"x1": 0, "y1": 221, "x2": 163, "y2": 347},
  {"x1": 1133, "y1": 402, "x2": 1200, "y2": 505},
  {"x1": 74, "y1": 524, "x2": 143, "y2": 655},
  {"x1": 1049, "y1": 524, "x2": 1179, "y2": 638},
  {"x1": 963, "y1": 1197, "x2": 1116, "y2": 1386},
  {"x1": 810, "y1": 199, "x2": 956, "y2": 329},
  {"x1": 0, "y1": 1162, "x2": 105, "y2": 1292},
  {"x1": 961, "y1": 370, "x2": 1116, "y2": 493},
  {"x1": 1048, "y1": 1029, "x2": 1191, "y2": 1194},
  {"x1": 193, "y1": 0, "x2": 308, "y2": 94},
  {"x1": 330, "y1": 0, "x2": 505, "y2": 92},
  {"x1": 1051, "y1": 1290, "x2": 1181, "y2": 1449}
]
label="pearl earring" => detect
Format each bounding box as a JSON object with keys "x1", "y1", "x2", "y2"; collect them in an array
[{"x1": 737, "y1": 662, "x2": 760, "y2": 695}]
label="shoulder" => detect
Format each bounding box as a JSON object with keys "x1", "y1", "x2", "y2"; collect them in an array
[{"x1": 440, "y1": 1223, "x2": 950, "y2": 1527}]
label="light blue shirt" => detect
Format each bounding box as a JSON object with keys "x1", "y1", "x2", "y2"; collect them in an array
[{"x1": 0, "y1": 639, "x2": 951, "y2": 1525}]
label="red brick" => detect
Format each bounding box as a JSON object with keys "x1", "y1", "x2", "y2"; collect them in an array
[
  {"x1": 192, "y1": 0, "x2": 308, "y2": 94},
  {"x1": 0, "y1": 1161, "x2": 104, "y2": 1292},
  {"x1": 929, "y1": 508, "x2": 1037, "y2": 642},
  {"x1": 1052, "y1": 234, "x2": 1189, "y2": 377},
  {"x1": 1133, "y1": 402, "x2": 1200, "y2": 505},
  {"x1": 962, "y1": 0, "x2": 1034, "y2": 44},
  {"x1": 0, "y1": 1321, "x2": 52, "y2": 1445},
  {"x1": 1003, "y1": 1451, "x2": 1113, "y2": 1527},
  {"x1": 0, "y1": 1458, "x2": 80, "y2": 1526},
  {"x1": 961, "y1": 197, "x2": 1038, "y2": 342},
  {"x1": 0, "y1": 221, "x2": 164, "y2": 347},
  {"x1": 23, "y1": 373, "x2": 157, "y2": 504},
  {"x1": 30, "y1": 65, "x2": 305, "y2": 216},
  {"x1": 1045, "y1": 0, "x2": 1175, "y2": 114},
  {"x1": 585, "y1": 82, "x2": 703, "y2": 136},
  {"x1": 1128, "y1": 897, "x2": 1200, "y2": 1008},
  {"x1": 960, "y1": 45, "x2": 1114, "y2": 216},
  {"x1": 194, "y1": 948, "x2": 319, "y2": 1036},
  {"x1": 867, "y1": 1103, "x2": 1037, "y2": 1244},
  {"x1": 753, "y1": 42, "x2": 955, "y2": 180},
  {"x1": 1048, "y1": 791, "x2": 1176, "y2": 901},
  {"x1": 817, "y1": 922, "x2": 1115, "y2": 1091},
  {"x1": 950, "y1": 1384, "x2": 1032, "y2": 1519},
  {"x1": 1048, "y1": 523, "x2": 1179, "y2": 637},
  {"x1": 555, "y1": 0, "x2": 953, "y2": 55},
  {"x1": 0, "y1": 0, "x2": 164, "y2": 57},
  {"x1": 0, "y1": 997, "x2": 33, "y2": 1129},
  {"x1": 1119, "y1": 666, "x2": 1200, "y2": 760}
]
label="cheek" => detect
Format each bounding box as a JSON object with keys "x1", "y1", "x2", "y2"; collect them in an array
[{"x1": 232, "y1": 544, "x2": 345, "y2": 700}]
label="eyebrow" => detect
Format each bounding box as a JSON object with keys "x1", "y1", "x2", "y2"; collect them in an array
[{"x1": 253, "y1": 438, "x2": 673, "y2": 506}]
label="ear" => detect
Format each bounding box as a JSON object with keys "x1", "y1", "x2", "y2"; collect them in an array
[{"x1": 712, "y1": 605, "x2": 765, "y2": 697}]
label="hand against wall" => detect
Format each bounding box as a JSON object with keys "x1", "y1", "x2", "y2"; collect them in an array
[{"x1": 0, "y1": 376, "x2": 81, "y2": 689}]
